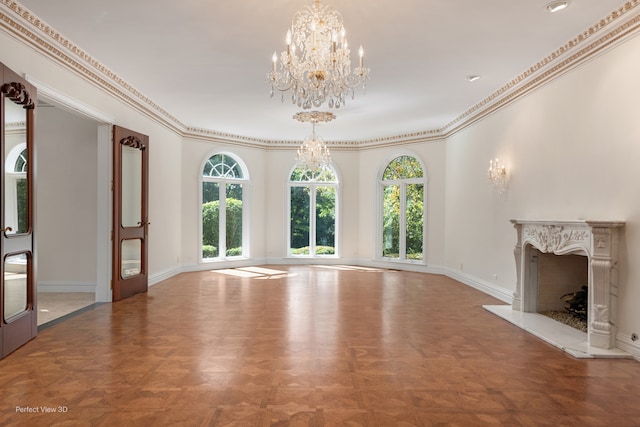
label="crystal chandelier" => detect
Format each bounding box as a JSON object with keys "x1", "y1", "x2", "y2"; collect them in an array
[
  {"x1": 268, "y1": 0, "x2": 370, "y2": 109},
  {"x1": 294, "y1": 111, "x2": 334, "y2": 171}
]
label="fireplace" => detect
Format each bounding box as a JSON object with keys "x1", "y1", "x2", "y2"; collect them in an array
[
  {"x1": 511, "y1": 220, "x2": 623, "y2": 351},
  {"x1": 532, "y1": 250, "x2": 589, "y2": 331}
]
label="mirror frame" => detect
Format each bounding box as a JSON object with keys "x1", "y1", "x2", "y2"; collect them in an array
[{"x1": 2, "y1": 81, "x2": 35, "y2": 237}]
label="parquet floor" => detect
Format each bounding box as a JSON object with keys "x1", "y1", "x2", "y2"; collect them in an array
[{"x1": 1, "y1": 265, "x2": 640, "y2": 426}]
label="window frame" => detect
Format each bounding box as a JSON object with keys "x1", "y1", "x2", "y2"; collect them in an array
[
  {"x1": 199, "y1": 151, "x2": 250, "y2": 263},
  {"x1": 377, "y1": 152, "x2": 427, "y2": 264},
  {"x1": 4, "y1": 143, "x2": 27, "y2": 235},
  {"x1": 287, "y1": 164, "x2": 340, "y2": 258}
]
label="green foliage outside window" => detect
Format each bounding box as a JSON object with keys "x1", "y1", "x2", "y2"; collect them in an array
[
  {"x1": 290, "y1": 166, "x2": 337, "y2": 256},
  {"x1": 16, "y1": 178, "x2": 28, "y2": 234},
  {"x1": 201, "y1": 153, "x2": 245, "y2": 259},
  {"x1": 383, "y1": 155, "x2": 423, "y2": 180},
  {"x1": 382, "y1": 156, "x2": 424, "y2": 260},
  {"x1": 202, "y1": 198, "x2": 243, "y2": 257}
]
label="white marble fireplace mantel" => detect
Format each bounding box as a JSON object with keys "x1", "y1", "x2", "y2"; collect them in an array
[{"x1": 484, "y1": 219, "x2": 630, "y2": 358}]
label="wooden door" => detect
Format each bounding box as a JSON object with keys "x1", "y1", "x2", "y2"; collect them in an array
[
  {"x1": 112, "y1": 125, "x2": 149, "y2": 301},
  {"x1": 0, "y1": 64, "x2": 37, "y2": 358}
]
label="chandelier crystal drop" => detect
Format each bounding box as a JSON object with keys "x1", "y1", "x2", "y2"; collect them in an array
[
  {"x1": 294, "y1": 111, "x2": 334, "y2": 171},
  {"x1": 268, "y1": 0, "x2": 370, "y2": 109}
]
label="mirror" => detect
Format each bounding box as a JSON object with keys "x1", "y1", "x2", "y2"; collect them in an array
[
  {"x1": 121, "y1": 239, "x2": 141, "y2": 278},
  {"x1": 121, "y1": 144, "x2": 142, "y2": 227},
  {"x1": 3, "y1": 99, "x2": 28, "y2": 235},
  {"x1": 4, "y1": 253, "x2": 29, "y2": 320}
]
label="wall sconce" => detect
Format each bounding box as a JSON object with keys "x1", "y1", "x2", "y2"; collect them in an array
[{"x1": 488, "y1": 158, "x2": 508, "y2": 194}]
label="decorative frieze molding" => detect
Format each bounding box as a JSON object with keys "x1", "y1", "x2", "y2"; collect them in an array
[
  {"x1": 522, "y1": 224, "x2": 591, "y2": 255},
  {"x1": 2, "y1": 0, "x2": 640, "y2": 147},
  {"x1": 511, "y1": 220, "x2": 624, "y2": 350}
]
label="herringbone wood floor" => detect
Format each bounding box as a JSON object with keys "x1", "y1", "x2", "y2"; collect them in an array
[{"x1": 1, "y1": 265, "x2": 640, "y2": 426}]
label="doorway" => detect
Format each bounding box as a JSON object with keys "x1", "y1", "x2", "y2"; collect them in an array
[{"x1": 34, "y1": 99, "x2": 110, "y2": 327}]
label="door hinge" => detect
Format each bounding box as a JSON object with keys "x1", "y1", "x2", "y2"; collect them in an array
[{"x1": 110, "y1": 230, "x2": 113, "y2": 241}]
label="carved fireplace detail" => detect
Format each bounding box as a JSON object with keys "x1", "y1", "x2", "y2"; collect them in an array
[{"x1": 511, "y1": 220, "x2": 624, "y2": 350}]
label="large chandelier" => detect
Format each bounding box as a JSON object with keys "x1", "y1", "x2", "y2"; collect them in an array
[
  {"x1": 268, "y1": 0, "x2": 370, "y2": 109},
  {"x1": 294, "y1": 111, "x2": 334, "y2": 171}
]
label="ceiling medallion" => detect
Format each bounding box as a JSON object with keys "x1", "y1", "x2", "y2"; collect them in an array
[
  {"x1": 293, "y1": 111, "x2": 336, "y2": 124},
  {"x1": 268, "y1": 0, "x2": 370, "y2": 109}
]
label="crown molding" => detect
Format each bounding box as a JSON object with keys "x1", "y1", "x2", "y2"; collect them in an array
[
  {"x1": 2, "y1": 0, "x2": 640, "y2": 148},
  {"x1": 439, "y1": 0, "x2": 640, "y2": 139},
  {"x1": 0, "y1": 0, "x2": 185, "y2": 135}
]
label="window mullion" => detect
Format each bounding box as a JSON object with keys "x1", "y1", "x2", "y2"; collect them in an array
[
  {"x1": 400, "y1": 183, "x2": 407, "y2": 260},
  {"x1": 219, "y1": 184, "x2": 227, "y2": 258},
  {"x1": 309, "y1": 184, "x2": 317, "y2": 256}
]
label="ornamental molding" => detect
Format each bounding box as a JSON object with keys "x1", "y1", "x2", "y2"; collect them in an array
[
  {"x1": 522, "y1": 224, "x2": 591, "y2": 255},
  {"x1": 440, "y1": 1, "x2": 640, "y2": 139},
  {"x1": 1, "y1": 81, "x2": 34, "y2": 108},
  {"x1": 2, "y1": 0, "x2": 640, "y2": 147},
  {"x1": 5, "y1": 121, "x2": 25, "y2": 129},
  {"x1": 120, "y1": 135, "x2": 145, "y2": 150}
]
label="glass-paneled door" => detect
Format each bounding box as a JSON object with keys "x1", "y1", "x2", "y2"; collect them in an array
[
  {"x1": 112, "y1": 125, "x2": 149, "y2": 301},
  {"x1": 0, "y1": 64, "x2": 37, "y2": 359}
]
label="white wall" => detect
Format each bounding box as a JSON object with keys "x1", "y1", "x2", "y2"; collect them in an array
[
  {"x1": 445, "y1": 33, "x2": 640, "y2": 350},
  {"x1": 1, "y1": 30, "x2": 183, "y2": 285},
  {"x1": 36, "y1": 106, "x2": 97, "y2": 290}
]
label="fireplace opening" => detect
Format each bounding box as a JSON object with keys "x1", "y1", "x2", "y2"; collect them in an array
[{"x1": 534, "y1": 250, "x2": 589, "y2": 332}]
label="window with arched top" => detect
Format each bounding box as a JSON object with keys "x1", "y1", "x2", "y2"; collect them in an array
[
  {"x1": 201, "y1": 153, "x2": 249, "y2": 260},
  {"x1": 5, "y1": 143, "x2": 27, "y2": 234},
  {"x1": 13, "y1": 147, "x2": 27, "y2": 173},
  {"x1": 288, "y1": 165, "x2": 339, "y2": 257},
  {"x1": 380, "y1": 155, "x2": 426, "y2": 262}
]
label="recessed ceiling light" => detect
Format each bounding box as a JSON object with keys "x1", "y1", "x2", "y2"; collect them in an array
[
  {"x1": 546, "y1": 1, "x2": 569, "y2": 13},
  {"x1": 466, "y1": 75, "x2": 481, "y2": 82}
]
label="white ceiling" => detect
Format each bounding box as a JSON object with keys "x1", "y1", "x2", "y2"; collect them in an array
[{"x1": 17, "y1": 0, "x2": 626, "y2": 142}]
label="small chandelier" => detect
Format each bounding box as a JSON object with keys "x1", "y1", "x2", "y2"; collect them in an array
[
  {"x1": 294, "y1": 111, "x2": 334, "y2": 171},
  {"x1": 488, "y1": 158, "x2": 508, "y2": 194},
  {"x1": 268, "y1": 0, "x2": 370, "y2": 109}
]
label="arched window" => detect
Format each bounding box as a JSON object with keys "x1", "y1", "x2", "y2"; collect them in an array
[
  {"x1": 288, "y1": 166, "x2": 339, "y2": 257},
  {"x1": 5, "y1": 143, "x2": 27, "y2": 234},
  {"x1": 380, "y1": 155, "x2": 426, "y2": 262},
  {"x1": 201, "y1": 153, "x2": 248, "y2": 260}
]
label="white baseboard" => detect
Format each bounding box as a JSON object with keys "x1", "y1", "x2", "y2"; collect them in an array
[
  {"x1": 38, "y1": 281, "x2": 96, "y2": 293},
  {"x1": 181, "y1": 257, "x2": 268, "y2": 273},
  {"x1": 149, "y1": 265, "x2": 183, "y2": 286},
  {"x1": 615, "y1": 334, "x2": 640, "y2": 361},
  {"x1": 443, "y1": 267, "x2": 513, "y2": 304}
]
